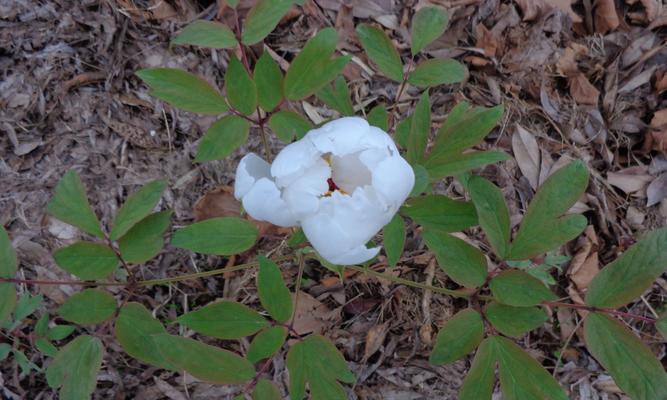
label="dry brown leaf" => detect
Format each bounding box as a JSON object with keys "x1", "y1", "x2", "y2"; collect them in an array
[
  {"x1": 645, "y1": 109, "x2": 667, "y2": 156},
  {"x1": 512, "y1": 124, "x2": 541, "y2": 190},
  {"x1": 647, "y1": 172, "x2": 667, "y2": 207},
  {"x1": 475, "y1": 23, "x2": 498, "y2": 58},
  {"x1": 607, "y1": 167, "x2": 653, "y2": 194},
  {"x1": 515, "y1": 0, "x2": 582, "y2": 23},
  {"x1": 568, "y1": 226, "x2": 600, "y2": 292},
  {"x1": 651, "y1": 109, "x2": 667, "y2": 128},
  {"x1": 640, "y1": 0, "x2": 660, "y2": 21},
  {"x1": 363, "y1": 322, "x2": 388, "y2": 361},
  {"x1": 655, "y1": 70, "x2": 667, "y2": 93},
  {"x1": 594, "y1": 0, "x2": 620, "y2": 33},
  {"x1": 569, "y1": 73, "x2": 600, "y2": 105},
  {"x1": 292, "y1": 292, "x2": 336, "y2": 336}
]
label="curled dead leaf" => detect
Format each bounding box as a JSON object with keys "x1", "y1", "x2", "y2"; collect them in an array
[
  {"x1": 567, "y1": 226, "x2": 600, "y2": 292},
  {"x1": 569, "y1": 73, "x2": 600, "y2": 106},
  {"x1": 363, "y1": 322, "x2": 388, "y2": 361},
  {"x1": 594, "y1": 0, "x2": 620, "y2": 33}
]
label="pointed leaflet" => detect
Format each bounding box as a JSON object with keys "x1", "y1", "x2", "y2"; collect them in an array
[
  {"x1": 459, "y1": 337, "x2": 496, "y2": 400},
  {"x1": 426, "y1": 151, "x2": 510, "y2": 180},
  {"x1": 367, "y1": 104, "x2": 388, "y2": 131},
  {"x1": 47, "y1": 170, "x2": 104, "y2": 238},
  {"x1": 153, "y1": 334, "x2": 255, "y2": 384},
  {"x1": 492, "y1": 336, "x2": 569, "y2": 400},
  {"x1": 508, "y1": 161, "x2": 590, "y2": 260},
  {"x1": 247, "y1": 326, "x2": 288, "y2": 363},
  {"x1": 429, "y1": 309, "x2": 484, "y2": 365},
  {"x1": 586, "y1": 227, "x2": 667, "y2": 308},
  {"x1": 195, "y1": 115, "x2": 250, "y2": 162},
  {"x1": 401, "y1": 195, "x2": 477, "y2": 233},
  {"x1": 225, "y1": 56, "x2": 258, "y2": 116},
  {"x1": 584, "y1": 312, "x2": 667, "y2": 400},
  {"x1": 316, "y1": 76, "x2": 355, "y2": 116},
  {"x1": 422, "y1": 230, "x2": 487, "y2": 288},
  {"x1": 114, "y1": 302, "x2": 175, "y2": 369},
  {"x1": 410, "y1": 164, "x2": 429, "y2": 196},
  {"x1": 408, "y1": 58, "x2": 466, "y2": 88},
  {"x1": 254, "y1": 379, "x2": 282, "y2": 400},
  {"x1": 46, "y1": 335, "x2": 103, "y2": 400},
  {"x1": 485, "y1": 302, "x2": 548, "y2": 338},
  {"x1": 355, "y1": 24, "x2": 403, "y2": 82},
  {"x1": 489, "y1": 270, "x2": 557, "y2": 306},
  {"x1": 257, "y1": 256, "x2": 293, "y2": 323},
  {"x1": 383, "y1": 215, "x2": 405, "y2": 267},
  {"x1": 254, "y1": 52, "x2": 284, "y2": 112},
  {"x1": 136, "y1": 68, "x2": 228, "y2": 115},
  {"x1": 110, "y1": 180, "x2": 166, "y2": 240},
  {"x1": 395, "y1": 115, "x2": 412, "y2": 148},
  {"x1": 268, "y1": 110, "x2": 313, "y2": 142},
  {"x1": 57, "y1": 289, "x2": 116, "y2": 325},
  {"x1": 0, "y1": 227, "x2": 17, "y2": 323},
  {"x1": 242, "y1": 0, "x2": 294, "y2": 45},
  {"x1": 118, "y1": 211, "x2": 172, "y2": 264},
  {"x1": 177, "y1": 301, "x2": 268, "y2": 339},
  {"x1": 407, "y1": 91, "x2": 430, "y2": 164},
  {"x1": 171, "y1": 20, "x2": 237, "y2": 49},
  {"x1": 411, "y1": 6, "x2": 449, "y2": 55},
  {"x1": 54, "y1": 242, "x2": 119, "y2": 280},
  {"x1": 171, "y1": 217, "x2": 258, "y2": 255},
  {"x1": 468, "y1": 176, "x2": 511, "y2": 258},
  {"x1": 287, "y1": 335, "x2": 355, "y2": 400},
  {"x1": 284, "y1": 28, "x2": 351, "y2": 100}
]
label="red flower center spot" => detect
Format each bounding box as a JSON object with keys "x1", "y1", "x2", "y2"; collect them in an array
[{"x1": 327, "y1": 178, "x2": 340, "y2": 192}]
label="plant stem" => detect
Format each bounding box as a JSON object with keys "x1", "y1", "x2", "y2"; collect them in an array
[
  {"x1": 256, "y1": 107, "x2": 273, "y2": 162},
  {"x1": 289, "y1": 253, "x2": 306, "y2": 328},
  {"x1": 544, "y1": 301, "x2": 656, "y2": 324}
]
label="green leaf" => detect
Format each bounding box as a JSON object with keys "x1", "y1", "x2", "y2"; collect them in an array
[
  {"x1": 53, "y1": 242, "x2": 119, "y2": 280},
  {"x1": 485, "y1": 302, "x2": 548, "y2": 338},
  {"x1": 410, "y1": 164, "x2": 429, "y2": 196},
  {"x1": 153, "y1": 334, "x2": 255, "y2": 384},
  {"x1": 136, "y1": 68, "x2": 228, "y2": 115},
  {"x1": 287, "y1": 335, "x2": 355, "y2": 400},
  {"x1": 195, "y1": 115, "x2": 250, "y2": 162},
  {"x1": 118, "y1": 211, "x2": 172, "y2": 264},
  {"x1": 426, "y1": 151, "x2": 510, "y2": 180},
  {"x1": 35, "y1": 313, "x2": 49, "y2": 336},
  {"x1": 492, "y1": 336, "x2": 568, "y2": 400},
  {"x1": 383, "y1": 215, "x2": 405, "y2": 267},
  {"x1": 288, "y1": 228, "x2": 307, "y2": 247},
  {"x1": 411, "y1": 6, "x2": 449, "y2": 55},
  {"x1": 429, "y1": 308, "x2": 484, "y2": 365},
  {"x1": 459, "y1": 338, "x2": 496, "y2": 400},
  {"x1": 225, "y1": 56, "x2": 258, "y2": 115},
  {"x1": 284, "y1": 28, "x2": 350, "y2": 100},
  {"x1": 401, "y1": 195, "x2": 477, "y2": 233},
  {"x1": 657, "y1": 313, "x2": 667, "y2": 340},
  {"x1": 468, "y1": 176, "x2": 510, "y2": 258},
  {"x1": 253, "y1": 379, "x2": 282, "y2": 400},
  {"x1": 0, "y1": 343, "x2": 11, "y2": 362},
  {"x1": 408, "y1": 58, "x2": 466, "y2": 88},
  {"x1": 226, "y1": 0, "x2": 239, "y2": 7},
  {"x1": 427, "y1": 104, "x2": 504, "y2": 162},
  {"x1": 171, "y1": 20, "x2": 237, "y2": 49},
  {"x1": 407, "y1": 91, "x2": 430, "y2": 164},
  {"x1": 57, "y1": 289, "x2": 116, "y2": 325},
  {"x1": 247, "y1": 326, "x2": 288, "y2": 363},
  {"x1": 242, "y1": 0, "x2": 294, "y2": 45},
  {"x1": 316, "y1": 76, "x2": 355, "y2": 116},
  {"x1": 489, "y1": 270, "x2": 557, "y2": 306},
  {"x1": 177, "y1": 301, "x2": 268, "y2": 339},
  {"x1": 268, "y1": 110, "x2": 313, "y2": 142},
  {"x1": 11, "y1": 293, "x2": 42, "y2": 328},
  {"x1": 47, "y1": 325, "x2": 76, "y2": 341},
  {"x1": 46, "y1": 170, "x2": 104, "y2": 238},
  {"x1": 584, "y1": 312, "x2": 667, "y2": 400},
  {"x1": 110, "y1": 180, "x2": 167, "y2": 240},
  {"x1": 423, "y1": 230, "x2": 487, "y2": 288},
  {"x1": 46, "y1": 335, "x2": 104, "y2": 400},
  {"x1": 171, "y1": 217, "x2": 258, "y2": 255},
  {"x1": 356, "y1": 24, "x2": 403, "y2": 82},
  {"x1": 367, "y1": 103, "x2": 388, "y2": 131},
  {"x1": 0, "y1": 227, "x2": 17, "y2": 323},
  {"x1": 254, "y1": 52, "x2": 284, "y2": 112},
  {"x1": 257, "y1": 256, "x2": 293, "y2": 323},
  {"x1": 114, "y1": 302, "x2": 174, "y2": 369},
  {"x1": 395, "y1": 116, "x2": 412, "y2": 149},
  {"x1": 508, "y1": 161, "x2": 590, "y2": 260},
  {"x1": 585, "y1": 227, "x2": 667, "y2": 308},
  {"x1": 36, "y1": 338, "x2": 58, "y2": 357}
]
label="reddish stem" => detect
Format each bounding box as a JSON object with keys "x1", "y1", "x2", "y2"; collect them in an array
[{"x1": 544, "y1": 301, "x2": 656, "y2": 324}]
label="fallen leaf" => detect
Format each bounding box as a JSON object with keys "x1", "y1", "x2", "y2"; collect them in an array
[
  {"x1": 655, "y1": 70, "x2": 667, "y2": 93},
  {"x1": 568, "y1": 226, "x2": 600, "y2": 292},
  {"x1": 291, "y1": 292, "x2": 338, "y2": 336},
  {"x1": 512, "y1": 124, "x2": 541, "y2": 190},
  {"x1": 569, "y1": 73, "x2": 600, "y2": 106},
  {"x1": 645, "y1": 109, "x2": 667, "y2": 156},
  {"x1": 515, "y1": 0, "x2": 582, "y2": 23},
  {"x1": 475, "y1": 23, "x2": 498, "y2": 57},
  {"x1": 594, "y1": 0, "x2": 620, "y2": 33},
  {"x1": 647, "y1": 172, "x2": 667, "y2": 206},
  {"x1": 363, "y1": 322, "x2": 388, "y2": 361},
  {"x1": 607, "y1": 167, "x2": 653, "y2": 194}
]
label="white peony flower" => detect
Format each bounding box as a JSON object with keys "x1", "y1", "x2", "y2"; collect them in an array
[{"x1": 234, "y1": 117, "x2": 415, "y2": 265}]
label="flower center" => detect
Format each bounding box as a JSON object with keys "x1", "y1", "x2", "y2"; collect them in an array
[{"x1": 327, "y1": 178, "x2": 340, "y2": 192}]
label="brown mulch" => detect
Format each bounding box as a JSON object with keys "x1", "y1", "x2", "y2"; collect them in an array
[{"x1": 1, "y1": 0, "x2": 666, "y2": 399}]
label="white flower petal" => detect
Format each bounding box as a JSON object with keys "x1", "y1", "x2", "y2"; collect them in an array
[
  {"x1": 234, "y1": 153, "x2": 271, "y2": 199},
  {"x1": 360, "y1": 126, "x2": 399, "y2": 155},
  {"x1": 331, "y1": 152, "x2": 372, "y2": 193},
  {"x1": 282, "y1": 158, "x2": 331, "y2": 219},
  {"x1": 328, "y1": 245, "x2": 381, "y2": 266},
  {"x1": 271, "y1": 139, "x2": 321, "y2": 188},
  {"x1": 307, "y1": 117, "x2": 368, "y2": 156},
  {"x1": 372, "y1": 155, "x2": 415, "y2": 209},
  {"x1": 241, "y1": 177, "x2": 298, "y2": 227}
]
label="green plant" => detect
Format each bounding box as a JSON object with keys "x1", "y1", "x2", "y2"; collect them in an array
[{"x1": 1, "y1": 2, "x2": 666, "y2": 399}]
